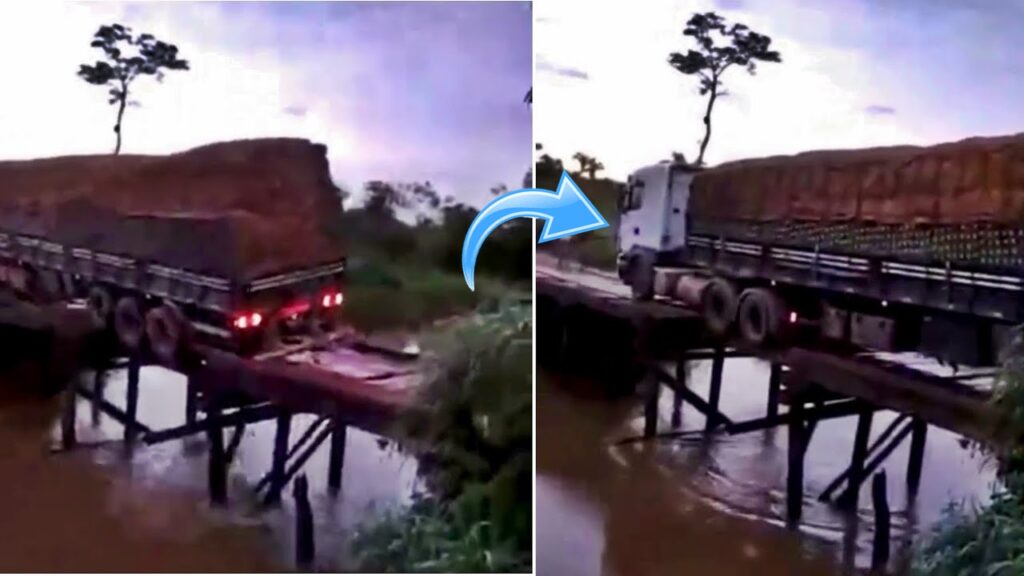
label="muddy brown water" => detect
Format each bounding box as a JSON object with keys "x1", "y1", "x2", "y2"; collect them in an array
[
  {"x1": 0, "y1": 365, "x2": 417, "y2": 572},
  {"x1": 537, "y1": 358, "x2": 997, "y2": 576}
]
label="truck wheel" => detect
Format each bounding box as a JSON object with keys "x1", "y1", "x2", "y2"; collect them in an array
[
  {"x1": 86, "y1": 286, "x2": 114, "y2": 329},
  {"x1": 737, "y1": 288, "x2": 785, "y2": 346},
  {"x1": 629, "y1": 253, "x2": 655, "y2": 301},
  {"x1": 146, "y1": 303, "x2": 189, "y2": 364},
  {"x1": 113, "y1": 296, "x2": 146, "y2": 350},
  {"x1": 701, "y1": 277, "x2": 738, "y2": 336}
]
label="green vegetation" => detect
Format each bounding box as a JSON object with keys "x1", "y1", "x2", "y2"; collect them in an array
[
  {"x1": 911, "y1": 330, "x2": 1024, "y2": 574},
  {"x1": 536, "y1": 148, "x2": 622, "y2": 271},
  {"x1": 336, "y1": 179, "x2": 530, "y2": 333},
  {"x1": 351, "y1": 304, "x2": 532, "y2": 572}
]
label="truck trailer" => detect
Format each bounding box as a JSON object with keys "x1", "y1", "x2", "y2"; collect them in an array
[
  {"x1": 616, "y1": 134, "x2": 1024, "y2": 365},
  {"x1": 0, "y1": 138, "x2": 347, "y2": 362}
]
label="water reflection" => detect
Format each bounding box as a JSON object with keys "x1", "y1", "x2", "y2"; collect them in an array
[{"x1": 537, "y1": 356, "x2": 996, "y2": 575}]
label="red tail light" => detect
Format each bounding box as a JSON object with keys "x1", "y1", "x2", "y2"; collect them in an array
[
  {"x1": 321, "y1": 290, "x2": 344, "y2": 308},
  {"x1": 233, "y1": 312, "x2": 263, "y2": 330}
]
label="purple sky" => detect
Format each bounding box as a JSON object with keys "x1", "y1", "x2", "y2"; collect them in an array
[
  {"x1": 536, "y1": 0, "x2": 1024, "y2": 178},
  {"x1": 0, "y1": 1, "x2": 532, "y2": 207}
]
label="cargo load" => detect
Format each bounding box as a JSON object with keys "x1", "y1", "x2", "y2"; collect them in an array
[
  {"x1": 690, "y1": 133, "x2": 1024, "y2": 225},
  {"x1": 0, "y1": 138, "x2": 348, "y2": 358}
]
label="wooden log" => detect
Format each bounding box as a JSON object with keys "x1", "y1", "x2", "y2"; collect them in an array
[
  {"x1": 206, "y1": 400, "x2": 228, "y2": 505},
  {"x1": 786, "y1": 398, "x2": 807, "y2": 525},
  {"x1": 820, "y1": 414, "x2": 908, "y2": 502},
  {"x1": 907, "y1": 418, "x2": 928, "y2": 494},
  {"x1": 60, "y1": 382, "x2": 77, "y2": 449},
  {"x1": 766, "y1": 363, "x2": 782, "y2": 418},
  {"x1": 185, "y1": 378, "x2": 199, "y2": 425},
  {"x1": 643, "y1": 366, "x2": 660, "y2": 438},
  {"x1": 265, "y1": 412, "x2": 292, "y2": 505},
  {"x1": 871, "y1": 471, "x2": 891, "y2": 572},
  {"x1": 328, "y1": 420, "x2": 347, "y2": 494},
  {"x1": 705, "y1": 348, "x2": 725, "y2": 433},
  {"x1": 671, "y1": 359, "x2": 686, "y2": 429},
  {"x1": 124, "y1": 355, "x2": 140, "y2": 444},
  {"x1": 837, "y1": 406, "x2": 874, "y2": 510},
  {"x1": 91, "y1": 369, "x2": 105, "y2": 426},
  {"x1": 293, "y1": 474, "x2": 315, "y2": 569}
]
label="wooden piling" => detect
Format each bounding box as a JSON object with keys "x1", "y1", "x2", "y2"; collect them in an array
[
  {"x1": 871, "y1": 471, "x2": 891, "y2": 572},
  {"x1": 671, "y1": 359, "x2": 686, "y2": 429},
  {"x1": 643, "y1": 367, "x2": 660, "y2": 438},
  {"x1": 60, "y1": 382, "x2": 77, "y2": 449},
  {"x1": 837, "y1": 406, "x2": 874, "y2": 509},
  {"x1": 705, "y1": 347, "x2": 725, "y2": 433},
  {"x1": 206, "y1": 400, "x2": 228, "y2": 505},
  {"x1": 786, "y1": 397, "x2": 807, "y2": 525},
  {"x1": 907, "y1": 418, "x2": 928, "y2": 494},
  {"x1": 185, "y1": 378, "x2": 198, "y2": 425},
  {"x1": 327, "y1": 420, "x2": 347, "y2": 494},
  {"x1": 266, "y1": 412, "x2": 293, "y2": 505},
  {"x1": 293, "y1": 474, "x2": 315, "y2": 569},
  {"x1": 91, "y1": 369, "x2": 105, "y2": 426},
  {"x1": 766, "y1": 363, "x2": 782, "y2": 418},
  {"x1": 124, "y1": 355, "x2": 140, "y2": 444}
]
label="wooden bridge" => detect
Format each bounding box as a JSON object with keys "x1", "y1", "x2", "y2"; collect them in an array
[
  {"x1": 0, "y1": 295, "x2": 424, "y2": 509},
  {"x1": 536, "y1": 256, "x2": 997, "y2": 528}
]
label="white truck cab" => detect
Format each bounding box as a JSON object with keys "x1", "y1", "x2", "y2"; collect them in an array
[{"x1": 616, "y1": 161, "x2": 698, "y2": 298}]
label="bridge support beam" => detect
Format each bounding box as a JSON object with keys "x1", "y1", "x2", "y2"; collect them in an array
[
  {"x1": 328, "y1": 420, "x2": 347, "y2": 494},
  {"x1": 786, "y1": 396, "x2": 808, "y2": 526},
  {"x1": 705, "y1": 348, "x2": 725, "y2": 433},
  {"x1": 124, "y1": 355, "x2": 140, "y2": 445},
  {"x1": 907, "y1": 418, "x2": 928, "y2": 495},
  {"x1": 766, "y1": 363, "x2": 782, "y2": 418}
]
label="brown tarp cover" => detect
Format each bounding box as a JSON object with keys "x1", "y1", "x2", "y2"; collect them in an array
[
  {"x1": 690, "y1": 133, "x2": 1024, "y2": 225},
  {"x1": 0, "y1": 139, "x2": 345, "y2": 282}
]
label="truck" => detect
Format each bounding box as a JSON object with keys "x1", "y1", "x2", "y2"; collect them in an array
[
  {"x1": 0, "y1": 138, "x2": 347, "y2": 362},
  {"x1": 616, "y1": 134, "x2": 1024, "y2": 366}
]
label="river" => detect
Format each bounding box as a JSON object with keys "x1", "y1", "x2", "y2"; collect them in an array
[
  {"x1": 537, "y1": 357, "x2": 997, "y2": 575},
  {"x1": 0, "y1": 364, "x2": 418, "y2": 571}
]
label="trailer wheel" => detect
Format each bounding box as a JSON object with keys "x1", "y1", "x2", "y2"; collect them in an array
[
  {"x1": 86, "y1": 286, "x2": 114, "y2": 329},
  {"x1": 113, "y1": 296, "x2": 146, "y2": 350},
  {"x1": 629, "y1": 252, "x2": 655, "y2": 301},
  {"x1": 701, "y1": 277, "x2": 738, "y2": 336},
  {"x1": 146, "y1": 303, "x2": 189, "y2": 364},
  {"x1": 737, "y1": 288, "x2": 786, "y2": 346}
]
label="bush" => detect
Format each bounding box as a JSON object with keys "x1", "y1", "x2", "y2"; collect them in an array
[{"x1": 351, "y1": 304, "x2": 532, "y2": 572}]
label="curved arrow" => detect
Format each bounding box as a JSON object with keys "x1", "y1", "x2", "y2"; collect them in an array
[{"x1": 461, "y1": 171, "x2": 608, "y2": 290}]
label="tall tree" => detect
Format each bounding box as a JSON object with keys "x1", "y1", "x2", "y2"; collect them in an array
[
  {"x1": 572, "y1": 152, "x2": 604, "y2": 179},
  {"x1": 668, "y1": 12, "x2": 780, "y2": 166},
  {"x1": 78, "y1": 24, "x2": 189, "y2": 154}
]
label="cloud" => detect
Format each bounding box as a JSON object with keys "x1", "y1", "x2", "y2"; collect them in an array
[
  {"x1": 714, "y1": 0, "x2": 747, "y2": 11},
  {"x1": 537, "y1": 61, "x2": 590, "y2": 80},
  {"x1": 865, "y1": 104, "x2": 896, "y2": 116},
  {"x1": 283, "y1": 104, "x2": 308, "y2": 118}
]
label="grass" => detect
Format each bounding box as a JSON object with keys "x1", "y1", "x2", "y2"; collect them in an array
[{"x1": 350, "y1": 304, "x2": 532, "y2": 573}]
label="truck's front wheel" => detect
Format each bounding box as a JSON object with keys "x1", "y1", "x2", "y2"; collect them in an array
[{"x1": 628, "y1": 252, "x2": 655, "y2": 301}]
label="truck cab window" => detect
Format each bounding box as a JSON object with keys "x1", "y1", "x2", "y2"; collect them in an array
[{"x1": 625, "y1": 180, "x2": 645, "y2": 211}]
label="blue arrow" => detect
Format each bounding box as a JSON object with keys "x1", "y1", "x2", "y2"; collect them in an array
[{"x1": 461, "y1": 170, "x2": 608, "y2": 291}]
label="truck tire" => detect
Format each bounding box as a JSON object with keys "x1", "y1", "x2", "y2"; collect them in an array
[
  {"x1": 737, "y1": 288, "x2": 786, "y2": 346},
  {"x1": 146, "y1": 303, "x2": 189, "y2": 364},
  {"x1": 113, "y1": 296, "x2": 146, "y2": 350},
  {"x1": 629, "y1": 252, "x2": 655, "y2": 301},
  {"x1": 86, "y1": 286, "x2": 114, "y2": 329},
  {"x1": 701, "y1": 277, "x2": 738, "y2": 336}
]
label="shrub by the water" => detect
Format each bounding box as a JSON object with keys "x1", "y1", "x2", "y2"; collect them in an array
[{"x1": 351, "y1": 304, "x2": 532, "y2": 572}]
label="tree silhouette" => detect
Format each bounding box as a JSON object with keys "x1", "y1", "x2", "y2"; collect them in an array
[
  {"x1": 668, "y1": 12, "x2": 780, "y2": 166},
  {"x1": 572, "y1": 152, "x2": 604, "y2": 179},
  {"x1": 78, "y1": 24, "x2": 189, "y2": 154}
]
